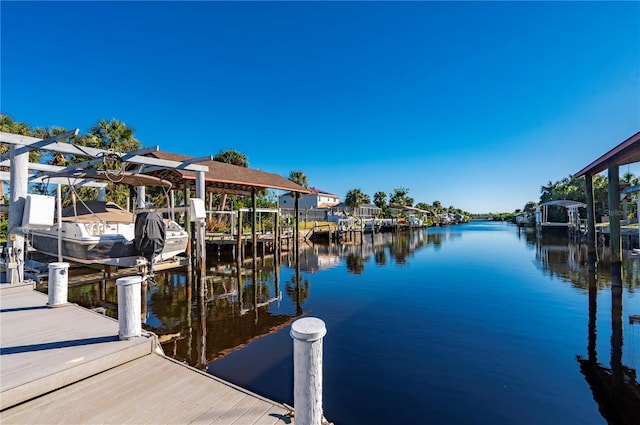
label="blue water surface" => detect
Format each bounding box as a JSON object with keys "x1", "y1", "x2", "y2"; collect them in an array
[
  {"x1": 67, "y1": 221, "x2": 640, "y2": 424},
  {"x1": 207, "y1": 222, "x2": 639, "y2": 425}
]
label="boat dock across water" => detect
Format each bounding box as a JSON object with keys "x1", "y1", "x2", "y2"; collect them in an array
[{"x1": 0, "y1": 282, "x2": 293, "y2": 424}]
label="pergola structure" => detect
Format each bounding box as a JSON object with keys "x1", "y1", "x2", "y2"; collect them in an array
[{"x1": 574, "y1": 131, "x2": 640, "y2": 282}]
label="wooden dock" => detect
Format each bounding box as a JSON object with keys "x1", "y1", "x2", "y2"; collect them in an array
[{"x1": 0, "y1": 282, "x2": 293, "y2": 424}]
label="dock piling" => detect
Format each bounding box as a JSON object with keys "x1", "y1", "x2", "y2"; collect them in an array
[
  {"x1": 47, "y1": 262, "x2": 69, "y2": 307},
  {"x1": 117, "y1": 275, "x2": 142, "y2": 340},
  {"x1": 291, "y1": 317, "x2": 327, "y2": 425}
]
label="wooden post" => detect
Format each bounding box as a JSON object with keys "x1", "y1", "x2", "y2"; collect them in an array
[
  {"x1": 141, "y1": 279, "x2": 148, "y2": 324},
  {"x1": 236, "y1": 207, "x2": 243, "y2": 262},
  {"x1": 252, "y1": 190, "x2": 257, "y2": 263},
  {"x1": 196, "y1": 170, "x2": 206, "y2": 280},
  {"x1": 291, "y1": 317, "x2": 327, "y2": 425},
  {"x1": 170, "y1": 190, "x2": 175, "y2": 222},
  {"x1": 585, "y1": 173, "x2": 598, "y2": 271},
  {"x1": 136, "y1": 186, "x2": 146, "y2": 209},
  {"x1": 607, "y1": 163, "x2": 622, "y2": 286},
  {"x1": 47, "y1": 262, "x2": 69, "y2": 307},
  {"x1": 295, "y1": 195, "x2": 300, "y2": 265},
  {"x1": 184, "y1": 181, "x2": 192, "y2": 270},
  {"x1": 117, "y1": 275, "x2": 142, "y2": 340},
  {"x1": 6, "y1": 143, "x2": 28, "y2": 283},
  {"x1": 274, "y1": 210, "x2": 280, "y2": 260}
]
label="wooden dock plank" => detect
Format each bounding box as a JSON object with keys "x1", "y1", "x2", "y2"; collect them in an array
[
  {"x1": 122, "y1": 369, "x2": 223, "y2": 424},
  {"x1": 210, "y1": 396, "x2": 261, "y2": 424},
  {"x1": 228, "y1": 400, "x2": 278, "y2": 425},
  {"x1": 0, "y1": 285, "x2": 155, "y2": 410},
  {"x1": 188, "y1": 392, "x2": 253, "y2": 424},
  {"x1": 105, "y1": 358, "x2": 207, "y2": 424},
  {"x1": 0, "y1": 354, "x2": 291, "y2": 425},
  {"x1": 0, "y1": 284, "x2": 291, "y2": 425}
]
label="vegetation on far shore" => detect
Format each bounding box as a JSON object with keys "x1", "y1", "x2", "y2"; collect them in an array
[{"x1": 2, "y1": 114, "x2": 637, "y2": 239}]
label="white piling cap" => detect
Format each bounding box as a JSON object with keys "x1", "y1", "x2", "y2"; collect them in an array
[
  {"x1": 290, "y1": 317, "x2": 327, "y2": 342},
  {"x1": 116, "y1": 275, "x2": 143, "y2": 286}
]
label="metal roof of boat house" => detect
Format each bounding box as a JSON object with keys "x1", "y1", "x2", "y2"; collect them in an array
[{"x1": 135, "y1": 151, "x2": 311, "y2": 195}]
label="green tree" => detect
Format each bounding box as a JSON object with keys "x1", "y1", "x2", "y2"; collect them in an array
[
  {"x1": 345, "y1": 188, "x2": 367, "y2": 214},
  {"x1": 77, "y1": 119, "x2": 141, "y2": 208},
  {"x1": 389, "y1": 187, "x2": 413, "y2": 207},
  {"x1": 0, "y1": 114, "x2": 30, "y2": 137},
  {"x1": 212, "y1": 149, "x2": 250, "y2": 214},
  {"x1": 0, "y1": 115, "x2": 43, "y2": 163},
  {"x1": 288, "y1": 170, "x2": 308, "y2": 192},
  {"x1": 373, "y1": 191, "x2": 387, "y2": 209},
  {"x1": 89, "y1": 118, "x2": 140, "y2": 152},
  {"x1": 214, "y1": 149, "x2": 248, "y2": 167},
  {"x1": 415, "y1": 202, "x2": 431, "y2": 211}
]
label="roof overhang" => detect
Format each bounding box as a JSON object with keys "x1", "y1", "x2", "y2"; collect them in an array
[
  {"x1": 136, "y1": 151, "x2": 311, "y2": 196},
  {"x1": 574, "y1": 131, "x2": 640, "y2": 177}
]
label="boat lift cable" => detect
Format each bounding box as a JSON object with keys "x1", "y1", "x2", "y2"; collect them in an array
[
  {"x1": 99, "y1": 151, "x2": 126, "y2": 183},
  {"x1": 68, "y1": 184, "x2": 106, "y2": 225}
]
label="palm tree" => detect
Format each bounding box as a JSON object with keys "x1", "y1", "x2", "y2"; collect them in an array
[
  {"x1": 622, "y1": 172, "x2": 639, "y2": 186},
  {"x1": 213, "y1": 149, "x2": 250, "y2": 214},
  {"x1": 214, "y1": 149, "x2": 248, "y2": 167},
  {"x1": 33, "y1": 126, "x2": 70, "y2": 166},
  {"x1": 374, "y1": 191, "x2": 387, "y2": 209},
  {"x1": 0, "y1": 114, "x2": 30, "y2": 137},
  {"x1": 389, "y1": 187, "x2": 413, "y2": 207},
  {"x1": 89, "y1": 118, "x2": 140, "y2": 152},
  {"x1": 82, "y1": 119, "x2": 141, "y2": 207},
  {"x1": 345, "y1": 188, "x2": 367, "y2": 215},
  {"x1": 288, "y1": 170, "x2": 308, "y2": 191}
]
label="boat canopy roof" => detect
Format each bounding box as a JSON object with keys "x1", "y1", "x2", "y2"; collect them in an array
[
  {"x1": 537, "y1": 200, "x2": 587, "y2": 209},
  {"x1": 61, "y1": 201, "x2": 134, "y2": 223},
  {"x1": 44, "y1": 170, "x2": 174, "y2": 190}
]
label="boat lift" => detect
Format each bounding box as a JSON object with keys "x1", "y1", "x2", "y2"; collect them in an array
[{"x1": 0, "y1": 129, "x2": 211, "y2": 284}]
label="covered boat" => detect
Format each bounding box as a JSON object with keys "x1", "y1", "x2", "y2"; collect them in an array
[{"x1": 28, "y1": 200, "x2": 188, "y2": 267}]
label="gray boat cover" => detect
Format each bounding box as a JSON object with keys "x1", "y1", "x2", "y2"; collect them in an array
[{"x1": 134, "y1": 212, "x2": 166, "y2": 261}]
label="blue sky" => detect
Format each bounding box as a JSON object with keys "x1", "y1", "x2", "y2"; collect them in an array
[{"x1": 2, "y1": 1, "x2": 639, "y2": 213}]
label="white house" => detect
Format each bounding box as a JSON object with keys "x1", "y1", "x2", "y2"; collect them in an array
[{"x1": 278, "y1": 187, "x2": 340, "y2": 209}]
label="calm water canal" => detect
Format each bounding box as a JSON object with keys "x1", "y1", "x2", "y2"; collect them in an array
[{"x1": 68, "y1": 222, "x2": 640, "y2": 424}]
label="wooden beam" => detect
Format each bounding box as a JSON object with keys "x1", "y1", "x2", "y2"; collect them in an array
[
  {"x1": 620, "y1": 184, "x2": 640, "y2": 194},
  {"x1": 0, "y1": 131, "x2": 208, "y2": 172},
  {"x1": 0, "y1": 129, "x2": 79, "y2": 161},
  {"x1": 181, "y1": 155, "x2": 214, "y2": 165},
  {"x1": 50, "y1": 146, "x2": 161, "y2": 174}
]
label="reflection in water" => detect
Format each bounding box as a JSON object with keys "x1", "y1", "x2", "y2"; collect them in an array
[
  {"x1": 60, "y1": 225, "x2": 639, "y2": 424},
  {"x1": 535, "y1": 235, "x2": 640, "y2": 424},
  {"x1": 533, "y1": 234, "x2": 639, "y2": 292},
  {"x1": 577, "y1": 275, "x2": 640, "y2": 425}
]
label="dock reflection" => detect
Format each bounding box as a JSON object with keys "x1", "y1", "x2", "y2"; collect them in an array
[
  {"x1": 577, "y1": 276, "x2": 640, "y2": 425},
  {"x1": 533, "y1": 236, "x2": 640, "y2": 424}
]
